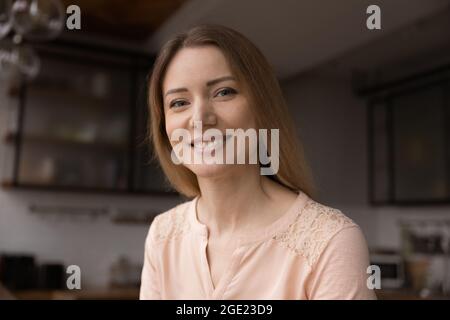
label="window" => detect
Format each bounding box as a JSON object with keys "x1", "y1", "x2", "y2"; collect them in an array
[{"x1": 367, "y1": 67, "x2": 450, "y2": 205}]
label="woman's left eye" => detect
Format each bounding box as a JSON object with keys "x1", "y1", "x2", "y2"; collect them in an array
[{"x1": 215, "y1": 88, "x2": 237, "y2": 97}]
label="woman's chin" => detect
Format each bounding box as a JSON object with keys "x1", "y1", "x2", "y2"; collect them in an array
[{"x1": 185, "y1": 163, "x2": 231, "y2": 178}]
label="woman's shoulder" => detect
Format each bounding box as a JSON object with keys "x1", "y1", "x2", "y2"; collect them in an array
[
  {"x1": 273, "y1": 197, "x2": 361, "y2": 267},
  {"x1": 147, "y1": 198, "x2": 195, "y2": 244}
]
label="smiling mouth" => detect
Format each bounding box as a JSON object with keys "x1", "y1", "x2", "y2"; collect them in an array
[{"x1": 190, "y1": 135, "x2": 233, "y2": 152}]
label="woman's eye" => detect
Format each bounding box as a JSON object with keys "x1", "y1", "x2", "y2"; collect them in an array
[
  {"x1": 170, "y1": 100, "x2": 188, "y2": 108},
  {"x1": 215, "y1": 88, "x2": 237, "y2": 97}
]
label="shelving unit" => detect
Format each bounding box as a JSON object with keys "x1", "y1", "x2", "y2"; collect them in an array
[
  {"x1": 4, "y1": 132, "x2": 126, "y2": 151},
  {"x1": 363, "y1": 64, "x2": 450, "y2": 205},
  {"x1": 1, "y1": 40, "x2": 174, "y2": 196}
]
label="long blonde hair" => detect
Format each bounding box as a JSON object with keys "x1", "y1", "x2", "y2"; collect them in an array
[{"x1": 148, "y1": 24, "x2": 315, "y2": 199}]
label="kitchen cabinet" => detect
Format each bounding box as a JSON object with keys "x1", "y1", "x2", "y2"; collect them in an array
[
  {"x1": 2, "y1": 40, "x2": 173, "y2": 196},
  {"x1": 366, "y1": 67, "x2": 450, "y2": 205}
]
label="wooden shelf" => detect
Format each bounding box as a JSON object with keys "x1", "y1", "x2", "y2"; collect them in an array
[
  {"x1": 10, "y1": 82, "x2": 108, "y2": 104},
  {"x1": 1, "y1": 180, "x2": 177, "y2": 197},
  {"x1": 8, "y1": 84, "x2": 129, "y2": 115},
  {"x1": 4, "y1": 132, "x2": 126, "y2": 152},
  {"x1": 377, "y1": 288, "x2": 450, "y2": 300},
  {"x1": 1, "y1": 181, "x2": 124, "y2": 194},
  {"x1": 12, "y1": 287, "x2": 140, "y2": 300},
  {"x1": 12, "y1": 288, "x2": 449, "y2": 300}
]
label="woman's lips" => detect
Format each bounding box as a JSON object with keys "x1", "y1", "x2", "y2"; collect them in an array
[{"x1": 189, "y1": 134, "x2": 233, "y2": 153}]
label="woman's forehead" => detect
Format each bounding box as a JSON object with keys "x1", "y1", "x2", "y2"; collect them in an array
[{"x1": 163, "y1": 46, "x2": 235, "y2": 90}]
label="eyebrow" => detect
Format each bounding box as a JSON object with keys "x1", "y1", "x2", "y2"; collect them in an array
[{"x1": 164, "y1": 76, "x2": 236, "y2": 97}]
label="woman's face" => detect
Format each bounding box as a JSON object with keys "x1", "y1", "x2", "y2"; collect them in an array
[{"x1": 162, "y1": 45, "x2": 256, "y2": 178}]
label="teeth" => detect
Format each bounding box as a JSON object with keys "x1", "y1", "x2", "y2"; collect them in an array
[
  {"x1": 194, "y1": 141, "x2": 216, "y2": 149},
  {"x1": 190, "y1": 136, "x2": 230, "y2": 152}
]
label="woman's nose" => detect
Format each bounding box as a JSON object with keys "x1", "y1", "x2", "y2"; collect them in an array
[{"x1": 190, "y1": 98, "x2": 217, "y2": 129}]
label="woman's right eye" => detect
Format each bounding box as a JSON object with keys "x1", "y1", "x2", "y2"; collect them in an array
[{"x1": 170, "y1": 100, "x2": 188, "y2": 109}]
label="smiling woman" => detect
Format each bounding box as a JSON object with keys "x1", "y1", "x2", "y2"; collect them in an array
[
  {"x1": 140, "y1": 24, "x2": 377, "y2": 300},
  {"x1": 148, "y1": 25, "x2": 313, "y2": 197}
]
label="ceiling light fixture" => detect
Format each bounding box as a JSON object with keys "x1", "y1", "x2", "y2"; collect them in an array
[{"x1": 0, "y1": 0, "x2": 65, "y2": 79}]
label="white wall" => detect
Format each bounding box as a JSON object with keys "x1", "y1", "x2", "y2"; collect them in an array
[
  {"x1": 148, "y1": 0, "x2": 450, "y2": 79},
  {"x1": 282, "y1": 72, "x2": 450, "y2": 250},
  {"x1": 0, "y1": 76, "x2": 180, "y2": 289}
]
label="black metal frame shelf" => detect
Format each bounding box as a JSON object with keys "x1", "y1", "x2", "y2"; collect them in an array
[
  {"x1": 361, "y1": 63, "x2": 450, "y2": 206},
  {"x1": 2, "y1": 39, "x2": 177, "y2": 197},
  {"x1": 1, "y1": 181, "x2": 175, "y2": 197}
]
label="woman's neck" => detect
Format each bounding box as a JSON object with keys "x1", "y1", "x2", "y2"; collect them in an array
[{"x1": 196, "y1": 166, "x2": 295, "y2": 238}]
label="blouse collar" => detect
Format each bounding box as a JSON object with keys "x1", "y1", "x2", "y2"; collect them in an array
[{"x1": 188, "y1": 190, "x2": 309, "y2": 246}]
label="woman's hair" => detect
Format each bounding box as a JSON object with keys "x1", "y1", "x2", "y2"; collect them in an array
[{"x1": 148, "y1": 24, "x2": 315, "y2": 199}]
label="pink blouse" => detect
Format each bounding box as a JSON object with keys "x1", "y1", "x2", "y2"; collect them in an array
[{"x1": 140, "y1": 191, "x2": 377, "y2": 300}]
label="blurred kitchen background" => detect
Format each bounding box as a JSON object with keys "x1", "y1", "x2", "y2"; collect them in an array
[{"x1": 1, "y1": 0, "x2": 450, "y2": 299}]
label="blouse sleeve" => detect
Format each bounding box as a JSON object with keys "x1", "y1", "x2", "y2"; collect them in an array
[
  {"x1": 305, "y1": 226, "x2": 377, "y2": 300},
  {"x1": 139, "y1": 222, "x2": 161, "y2": 300}
]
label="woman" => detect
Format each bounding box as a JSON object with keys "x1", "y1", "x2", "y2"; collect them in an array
[{"x1": 140, "y1": 24, "x2": 376, "y2": 300}]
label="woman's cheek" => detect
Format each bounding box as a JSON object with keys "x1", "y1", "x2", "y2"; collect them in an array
[
  {"x1": 165, "y1": 116, "x2": 177, "y2": 144},
  {"x1": 222, "y1": 98, "x2": 254, "y2": 129},
  {"x1": 165, "y1": 113, "x2": 187, "y2": 144}
]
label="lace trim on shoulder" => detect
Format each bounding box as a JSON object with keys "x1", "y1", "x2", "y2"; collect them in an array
[
  {"x1": 272, "y1": 199, "x2": 356, "y2": 267},
  {"x1": 151, "y1": 203, "x2": 191, "y2": 242}
]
